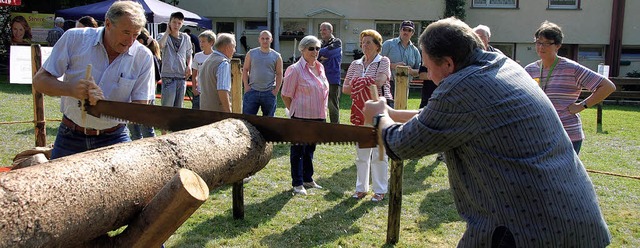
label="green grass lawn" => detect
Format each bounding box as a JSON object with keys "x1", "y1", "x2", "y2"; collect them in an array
[{"x1": 1, "y1": 83, "x2": 638, "y2": 247}]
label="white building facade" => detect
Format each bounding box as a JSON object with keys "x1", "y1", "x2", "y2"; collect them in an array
[{"x1": 178, "y1": 0, "x2": 640, "y2": 76}]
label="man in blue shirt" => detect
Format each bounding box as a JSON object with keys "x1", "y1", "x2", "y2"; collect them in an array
[
  {"x1": 33, "y1": 1, "x2": 155, "y2": 159},
  {"x1": 381, "y1": 20, "x2": 421, "y2": 103},
  {"x1": 319, "y1": 22, "x2": 342, "y2": 124},
  {"x1": 365, "y1": 17, "x2": 610, "y2": 247}
]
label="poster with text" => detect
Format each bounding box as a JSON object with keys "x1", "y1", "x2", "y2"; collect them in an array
[{"x1": 10, "y1": 12, "x2": 55, "y2": 45}]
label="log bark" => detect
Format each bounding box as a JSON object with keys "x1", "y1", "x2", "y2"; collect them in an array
[{"x1": 0, "y1": 119, "x2": 272, "y2": 247}]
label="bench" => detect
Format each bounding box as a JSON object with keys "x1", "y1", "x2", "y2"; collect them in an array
[{"x1": 580, "y1": 77, "x2": 640, "y2": 102}]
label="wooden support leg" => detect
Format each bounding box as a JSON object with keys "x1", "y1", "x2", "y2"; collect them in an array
[
  {"x1": 596, "y1": 103, "x2": 603, "y2": 133},
  {"x1": 386, "y1": 159, "x2": 404, "y2": 244},
  {"x1": 232, "y1": 181, "x2": 245, "y2": 219}
]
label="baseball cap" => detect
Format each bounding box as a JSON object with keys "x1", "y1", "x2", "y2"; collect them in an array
[
  {"x1": 401, "y1": 20, "x2": 414, "y2": 30},
  {"x1": 55, "y1": 17, "x2": 65, "y2": 23}
]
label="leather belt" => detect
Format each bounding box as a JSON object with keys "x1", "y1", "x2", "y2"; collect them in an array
[{"x1": 61, "y1": 116, "x2": 124, "y2": 136}]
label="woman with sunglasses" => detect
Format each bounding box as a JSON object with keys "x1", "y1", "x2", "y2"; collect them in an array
[
  {"x1": 342, "y1": 29, "x2": 391, "y2": 202},
  {"x1": 524, "y1": 21, "x2": 615, "y2": 155},
  {"x1": 281, "y1": 35, "x2": 329, "y2": 195}
]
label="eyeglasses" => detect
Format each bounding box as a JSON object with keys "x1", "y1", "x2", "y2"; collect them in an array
[
  {"x1": 307, "y1": 47, "x2": 321, "y2": 51},
  {"x1": 402, "y1": 28, "x2": 414, "y2": 32},
  {"x1": 534, "y1": 41, "x2": 556, "y2": 47}
]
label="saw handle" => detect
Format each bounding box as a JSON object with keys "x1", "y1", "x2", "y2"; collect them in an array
[
  {"x1": 368, "y1": 84, "x2": 385, "y2": 161},
  {"x1": 80, "y1": 64, "x2": 92, "y2": 133}
]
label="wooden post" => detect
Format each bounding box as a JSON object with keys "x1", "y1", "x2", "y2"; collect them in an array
[
  {"x1": 231, "y1": 58, "x2": 243, "y2": 113},
  {"x1": 31, "y1": 44, "x2": 46, "y2": 147},
  {"x1": 394, "y1": 66, "x2": 409, "y2": 110},
  {"x1": 108, "y1": 169, "x2": 209, "y2": 247},
  {"x1": 386, "y1": 65, "x2": 409, "y2": 244},
  {"x1": 230, "y1": 58, "x2": 245, "y2": 220},
  {"x1": 386, "y1": 159, "x2": 404, "y2": 244},
  {"x1": 596, "y1": 103, "x2": 603, "y2": 133}
]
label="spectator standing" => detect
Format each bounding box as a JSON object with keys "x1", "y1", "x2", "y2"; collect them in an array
[
  {"x1": 318, "y1": 22, "x2": 343, "y2": 124},
  {"x1": 240, "y1": 31, "x2": 249, "y2": 53},
  {"x1": 190, "y1": 30, "x2": 216, "y2": 110},
  {"x1": 47, "y1": 17, "x2": 65, "y2": 46},
  {"x1": 242, "y1": 30, "x2": 283, "y2": 117},
  {"x1": 381, "y1": 20, "x2": 420, "y2": 104},
  {"x1": 473, "y1": 24, "x2": 503, "y2": 54},
  {"x1": 342, "y1": 29, "x2": 391, "y2": 202},
  {"x1": 524, "y1": 21, "x2": 615, "y2": 154},
  {"x1": 198, "y1": 33, "x2": 236, "y2": 113},
  {"x1": 281, "y1": 35, "x2": 328, "y2": 195},
  {"x1": 184, "y1": 28, "x2": 201, "y2": 56},
  {"x1": 157, "y1": 12, "x2": 193, "y2": 108},
  {"x1": 128, "y1": 28, "x2": 161, "y2": 140},
  {"x1": 33, "y1": 1, "x2": 154, "y2": 159},
  {"x1": 364, "y1": 17, "x2": 610, "y2": 247},
  {"x1": 75, "y1": 16, "x2": 99, "y2": 28}
]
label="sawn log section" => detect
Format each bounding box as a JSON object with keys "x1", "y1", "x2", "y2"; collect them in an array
[{"x1": 0, "y1": 119, "x2": 272, "y2": 247}]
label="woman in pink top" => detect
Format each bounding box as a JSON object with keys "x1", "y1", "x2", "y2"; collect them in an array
[
  {"x1": 342, "y1": 29, "x2": 391, "y2": 202},
  {"x1": 281, "y1": 35, "x2": 329, "y2": 195}
]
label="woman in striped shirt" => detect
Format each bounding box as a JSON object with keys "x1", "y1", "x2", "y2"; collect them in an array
[
  {"x1": 281, "y1": 35, "x2": 329, "y2": 195},
  {"x1": 524, "y1": 21, "x2": 616, "y2": 154},
  {"x1": 342, "y1": 29, "x2": 391, "y2": 202}
]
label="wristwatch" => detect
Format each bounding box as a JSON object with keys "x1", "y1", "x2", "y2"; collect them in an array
[
  {"x1": 372, "y1": 114, "x2": 386, "y2": 128},
  {"x1": 581, "y1": 102, "x2": 588, "y2": 109}
]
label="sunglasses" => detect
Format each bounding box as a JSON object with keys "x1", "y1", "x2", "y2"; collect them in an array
[{"x1": 307, "y1": 47, "x2": 321, "y2": 51}]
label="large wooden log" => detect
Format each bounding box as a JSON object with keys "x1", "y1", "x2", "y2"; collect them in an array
[{"x1": 0, "y1": 119, "x2": 272, "y2": 247}]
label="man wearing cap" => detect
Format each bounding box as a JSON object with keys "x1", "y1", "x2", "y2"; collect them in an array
[
  {"x1": 381, "y1": 20, "x2": 421, "y2": 105},
  {"x1": 47, "y1": 17, "x2": 65, "y2": 46}
]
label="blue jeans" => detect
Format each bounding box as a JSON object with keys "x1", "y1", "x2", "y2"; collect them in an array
[
  {"x1": 290, "y1": 117, "x2": 325, "y2": 186},
  {"x1": 161, "y1": 77, "x2": 186, "y2": 108},
  {"x1": 191, "y1": 94, "x2": 200, "y2": 110},
  {"x1": 51, "y1": 122, "x2": 130, "y2": 159},
  {"x1": 127, "y1": 123, "x2": 155, "y2": 140},
  {"x1": 242, "y1": 89, "x2": 277, "y2": 116}
]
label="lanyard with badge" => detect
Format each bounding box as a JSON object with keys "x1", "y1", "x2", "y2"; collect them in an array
[{"x1": 535, "y1": 56, "x2": 558, "y2": 91}]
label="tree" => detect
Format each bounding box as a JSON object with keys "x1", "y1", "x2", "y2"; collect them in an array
[{"x1": 444, "y1": 0, "x2": 466, "y2": 21}]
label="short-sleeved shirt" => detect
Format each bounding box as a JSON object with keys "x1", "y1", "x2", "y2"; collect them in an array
[
  {"x1": 524, "y1": 57, "x2": 605, "y2": 141},
  {"x1": 343, "y1": 54, "x2": 392, "y2": 100},
  {"x1": 42, "y1": 27, "x2": 154, "y2": 130},
  {"x1": 383, "y1": 49, "x2": 610, "y2": 247},
  {"x1": 381, "y1": 37, "x2": 421, "y2": 82},
  {"x1": 157, "y1": 32, "x2": 193, "y2": 78},
  {"x1": 192, "y1": 51, "x2": 212, "y2": 91},
  {"x1": 281, "y1": 59, "x2": 329, "y2": 119}
]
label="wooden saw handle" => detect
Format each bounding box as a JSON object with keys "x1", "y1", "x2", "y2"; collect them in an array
[{"x1": 368, "y1": 84, "x2": 385, "y2": 161}]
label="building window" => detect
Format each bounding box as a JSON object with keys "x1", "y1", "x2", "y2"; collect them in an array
[
  {"x1": 216, "y1": 22, "x2": 234, "y2": 34},
  {"x1": 621, "y1": 47, "x2": 640, "y2": 61},
  {"x1": 578, "y1": 46, "x2": 604, "y2": 60},
  {"x1": 491, "y1": 43, "x2": 515, "y2": 59},
  {"x1": 473, "y1": 0, "x2": 517, "y2": 8},
  {"x1": 280, "y1": 20, "x2": 306, "y2": 40},
  {"x1": 245, "y1": 21, "x2": 268, "y2": 32},
  {"x1": 549, "y1": 0, "x2": 579, "y2": 9}
]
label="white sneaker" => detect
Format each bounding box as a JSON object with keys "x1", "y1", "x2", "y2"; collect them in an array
[
  {"x1": 303, "y1": 181, "x2": 323, "y2": 189},
  {"x1": 293, "y1": 185, "x2": 307, "y2": 195}
]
